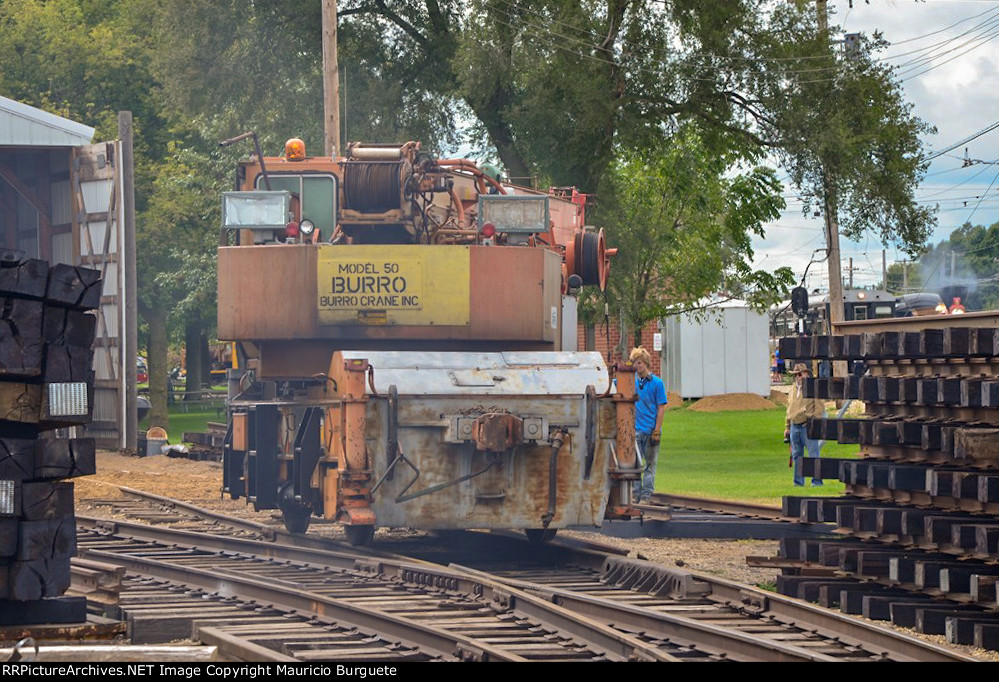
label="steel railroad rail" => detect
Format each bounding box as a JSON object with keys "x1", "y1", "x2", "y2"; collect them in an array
[{"x1": 76, "y1": 496, "x2": 977, "y2": 662}]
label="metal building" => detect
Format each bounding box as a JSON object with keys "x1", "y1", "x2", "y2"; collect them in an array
[
  {"x1": 0, "y1": 95, "x2": 129, "y2": 448},
  {"x1": 662, "y1": 298, "x2": 770, "y2": 399}
]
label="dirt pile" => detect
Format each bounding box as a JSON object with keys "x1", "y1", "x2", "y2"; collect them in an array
[
  {"x1": 688, "y1": 393, "x2": 776, "y2": 412},
  {"x1": 665, "y1": 390, "x2": 683, "y2": 409}
]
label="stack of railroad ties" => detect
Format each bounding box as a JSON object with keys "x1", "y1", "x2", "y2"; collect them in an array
[
  {"x1": 773, "y1": 327, "x2": 999, "y2": 652},
  {"x1": 0, "y1": 252, "x2": 100, "y2": 626}
]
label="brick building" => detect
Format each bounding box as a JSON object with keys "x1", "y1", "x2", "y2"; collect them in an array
[{"x1": 577, "y1": 321, "x2": 662, "y2": 376}]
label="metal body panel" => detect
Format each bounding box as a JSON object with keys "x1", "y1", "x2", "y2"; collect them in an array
[
  {"x1": 347, "y1": 350, "x2": 610, "y2": 396},
  {"x1": 349, "y1": 351, "x2": 614, "y2": 530},
  {"x1": 219, "y1": 244, "x2": 561, "y2": 353}
]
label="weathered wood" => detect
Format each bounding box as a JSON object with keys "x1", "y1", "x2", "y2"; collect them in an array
[
  {"x1": 902, "y1": 331, "x2": 922, "y2": 357},
  {"x1": 0, "y1": 518, "x2": 17, "y2": 557},
  {"x1": 837, "y1": 418, "x2": 863, "y2": 444},
  {"x1": 889, "y1": 465, "x2": 930, "y2": 492},
  {"x1": 882, "y1": 331, "x2": 902, "y2": 358},
  {"x1": 877, "y1": 376, "x2": 900, "y2": 402},
  {"x1": 976, "y1": 526, "x2": 999, "y2": 556},
  {"x1": 955, "y1": 429, "x2": 999, "y2": 461},
  {"x1": 0, "y1": 298, "x2": 43, "y2": 338},
  {"x1": 778, "y1": 336, "x2": 796, "y2": 361},
  {"x1": 42, "y1": 308, "x2": 97, "y2": 347},
  {"x1": 0, "y1": 438, "x2": 35, "y2": 480},
  {"x1": 921, "y1": 329, "x2": 945, "y2": 357},
  {"x1": 0, "y1": 336, "x2": 42, "y2": 378},
  {"x1": 938, "y1": 377, "x2": 962, "y2": 405},
  {"x1": 898, "y1": 376, "x2": 919, "y2": 402},
  {"x1": 0, "y1": 259, "x2": 48, "y2": 299},
  {"x1": 0, "y1": 595, "x2": 85, "y2": 625},
  {"x1": 45, "y1": 264, "x2": 101, "y2": 311},
  {"x1": 916, "y1": 378, "x2": 939, "y2": 405},
  {"x1": 862, "y1": 332, "x2": 884, "y2": 359},
  {"x1": 43, "y1": 344, "x2": 94, "y2": 383},
  {"x1": 16, "y1": 515, "x2": 77, "y2": 560},
  {"x1": 972, "y1": 328, "x2": 999, "y2": 356},
  {"x1": 859, "y1": 376, "x2": 879, "y2": 402},
  {"x1": 2, "y1": 556, "x2": 72, "y2": 600},
  {"x1": 0, "y1": 382, "x2": 41, "y2": 424},
  {"x1": 843, "y1": 334, "x2": 863, "y2": 359},
  {"x1": 962, "y1": 378, "x2": 985, "y2": 408},
  {"x1": 810, "y1": 335, "x2": 831, "y2": 359},
  {"x1": 20, "y1": 482, "x2": 73, "y2": 521},
  {"x1": 34, "y1": 438, "x2": 96, "y2": 479},
  {"x1": 944, "y1": 328, "x2": 972, "y2": 357},
  {"x1": 0, "y1": 644, "x2": 218, "y2": 662}
]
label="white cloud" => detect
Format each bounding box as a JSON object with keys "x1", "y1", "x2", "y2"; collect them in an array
[{"x1": 754, "y1": 0, "x2": 999, "y2": 290}]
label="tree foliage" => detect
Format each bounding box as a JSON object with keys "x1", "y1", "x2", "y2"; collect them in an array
[
  {"x1": 0, "y1": 0, "x2": 942, "y2": 420},
  {"x1": 762, "y1": 5, "x2": 936, "y2": 256},
  {"x1": 917, "y1": 222, "x2": 999, "y2": 311},
  {"x1": 593, "y1": 129, "x2": 795, "y2": 337}
]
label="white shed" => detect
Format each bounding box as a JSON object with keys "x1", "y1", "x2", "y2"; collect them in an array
[{"x1": 662, "y1": 298, "x2": 770, "y2": 399}]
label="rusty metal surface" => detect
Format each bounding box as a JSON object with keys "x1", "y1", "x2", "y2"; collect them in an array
[
  {"x1": 327, "y1": 351, "x2": 613, "y2": 530},
  {"x1": 833, "y1": 310, "x2": 999, "y2": 334},
  {"x1": 77, "y1": 490, "x2": 978, "y2": 661},
  {"x1": 219, "y1": 244, "x2": 563, "y2": 349}
]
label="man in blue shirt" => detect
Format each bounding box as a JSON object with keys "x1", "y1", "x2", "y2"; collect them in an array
[{"x1": 630, "y1": 347, "x2": 668, "y2": 504}]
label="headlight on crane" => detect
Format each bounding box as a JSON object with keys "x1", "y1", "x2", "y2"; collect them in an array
[{"x1": 300, "y1": 219, "x2": 316, "y2": 236}]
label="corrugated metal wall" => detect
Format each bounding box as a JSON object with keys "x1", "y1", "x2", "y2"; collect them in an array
[{"x1": 665, "y1": 305, "x2": 770, "y2": 399}]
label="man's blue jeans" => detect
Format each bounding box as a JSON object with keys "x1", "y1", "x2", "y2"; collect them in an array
[
  {"x1": 789, "y1": 422, "x2": 821, "y2": 486},
  {"x1": 634, "y1": 431, "x2": 659, "y2": 501}
]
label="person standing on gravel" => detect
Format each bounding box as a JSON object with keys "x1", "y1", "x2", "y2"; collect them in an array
[
  {"x1": 784, "y1": 363, "x2": 825, "y2": 487},
  {"x1": 631, "y1": 346, "x2": 667, "y2": 504}
]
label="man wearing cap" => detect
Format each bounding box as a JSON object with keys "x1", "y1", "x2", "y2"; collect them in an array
[{"x1": 784, "y1": 363, "x2": 825, "y2": 487}]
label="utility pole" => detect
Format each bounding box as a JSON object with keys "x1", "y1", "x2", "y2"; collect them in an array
[
  {"x1": 119, "y1": 111, "x2": 137, "y2": 452},
  {"x1": 322, "y1": 0, "x2": 341, "y2": 157},
  {"x1": 882, "y1": 250, "x2": 887, "y2": 291},
  {"x1": 817, "y1": 0, "x2": 845, "y2": 325}
]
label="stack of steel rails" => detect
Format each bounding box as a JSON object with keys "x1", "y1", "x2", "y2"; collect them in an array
[{"x1": 773, "y1": 317, "x2": 999, "y2": 650}]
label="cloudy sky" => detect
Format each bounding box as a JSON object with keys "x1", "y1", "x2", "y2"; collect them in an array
[{"x1": 753, "y1": 0, "x2": 999, "y2": 292}]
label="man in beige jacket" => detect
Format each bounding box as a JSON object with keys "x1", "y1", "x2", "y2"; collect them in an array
[{"x1": 784, "y1": 363, "x2": 825, "y2": 487}]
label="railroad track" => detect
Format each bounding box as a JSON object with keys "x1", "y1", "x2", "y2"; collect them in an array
[
  {"x1": 647, "y1": 493, "x2": 784, "y2": 521},
  {"x1": 74, "y1": 488, "x2": 975, "y2": 662}
]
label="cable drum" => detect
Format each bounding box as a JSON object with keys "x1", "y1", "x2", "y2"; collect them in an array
[
  {"x1": 342, "y1": 162, "x2": 403, "y2": 213},
  {"x1": 580, "y1": 229, "x2": 607, "y2": 289}
]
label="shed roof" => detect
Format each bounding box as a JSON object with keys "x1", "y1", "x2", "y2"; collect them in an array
[{"x1": 0, "y1": 95, "x2": 94, "y2": 147}]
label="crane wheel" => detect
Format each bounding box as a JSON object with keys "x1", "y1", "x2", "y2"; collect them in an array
[
  {"x1": 278, "y1": 483, "x2": 312, "y2": 534},
  {"x1": 525, "y1": 528, "x2": 557, "y2": 545},
  {"x1": 345, "y1": 524, "x2": 375, "y2": 547}
]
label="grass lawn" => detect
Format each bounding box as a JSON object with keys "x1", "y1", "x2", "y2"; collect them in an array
[
  {"x1": 140, "y1": 406, "x2": 224, "y2": 444},
  {"x1": 138, "y1": 395, "x2": 857, "y2": 504},
  {"x1": 656, "y1": 404, "x2": 859, "y2": 506}
]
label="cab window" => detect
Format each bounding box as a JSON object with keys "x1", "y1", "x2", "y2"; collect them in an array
[{"x1": 256, "y1": 174, "x2": 337, "y2": 236}]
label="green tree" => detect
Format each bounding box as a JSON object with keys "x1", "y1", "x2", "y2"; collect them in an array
[
  {"x1": 136, "y1": 141, "x2": 228, "y2": 427},
  {"x1": 593, "y1": 129, "x2": 794, "y2": 343},
  {"x1": 763, "y1": 4, "x2": 936, "y2": 318},
  {"x1": 921, "y1": 222, "x2": 999, "y2": 311}
]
